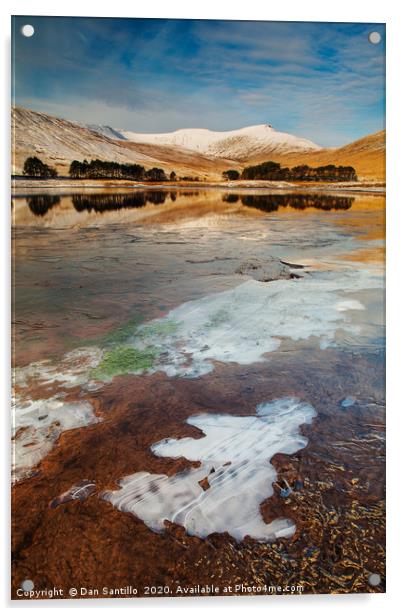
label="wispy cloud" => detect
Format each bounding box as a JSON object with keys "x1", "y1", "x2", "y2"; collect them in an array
[{"x1": 12, "y1": 17, "x2": 385, "y2": 146}]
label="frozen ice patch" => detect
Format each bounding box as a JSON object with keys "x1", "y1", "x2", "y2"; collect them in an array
[
  {"x1": 12, "y1": 267, "x2": 380, "y2": 392},
  {"x1": 14, "y1": 347, "x2": 103, "y2": 390},
  {"x1": 336, "y1": 299, "x2": 364, "y2": 312},
  {"x1": 12, "y1": 347, "x2": 103, "y2": 482},
  {"x1": 103, "y1": 397, "x2": 316, "y2": 542},
  {"x1": 138, "y1": 269, "x2": 381, "y2": 377},
  {"x1": 12, "y1": 395, "x2": 99, "y2": 483}
]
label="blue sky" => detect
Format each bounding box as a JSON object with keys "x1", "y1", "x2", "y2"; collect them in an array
[{"x1": 12, "y1": 17, "x2": 385, "y2": 146}]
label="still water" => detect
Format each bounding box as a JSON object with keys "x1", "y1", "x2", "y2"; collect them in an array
[
  {"x1": 11, "y1": 189, "x2": 385, "y2": 592},
  {"x1": 12, "y1": 189, "x2": 384, "y2": 363}
]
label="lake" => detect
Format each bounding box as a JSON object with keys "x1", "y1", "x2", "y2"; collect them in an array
[{"x1": 11, "y1": 188, "x2": 385, "y2": 595}]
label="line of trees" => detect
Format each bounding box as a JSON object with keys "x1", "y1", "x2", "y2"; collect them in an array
[
  {"x1": 23, "y1": 156, "x2": 58, "y2": 178},
  {"x1": 69, "y1": 159, "x2": 173, "y2": 181},
  {"x1": 22, "y1": 155, "x2": 357, "y2": 184},
  {"x1": 21, "y1": 156, "x2": 178, "y2": 182},
  {"x1": 223, "y1": 161, "x2": 357, "y2": 182}
]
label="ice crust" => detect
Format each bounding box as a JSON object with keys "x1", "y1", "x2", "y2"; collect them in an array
[
  {"x1": 12, "y1": 348, "x2": 102, "y2": 482},
  {"x1": 12, "y1": 395, "x2": 98, "y2": 482},
  {"x1": 143, "y1": 270, "x2": 380, "y2": 377},
  {"x1": 14, "y1": 347, "x2": 103, "y2": 390},
  {"x1": 103, "y1": 397, "x2": 316, "y2": 541}
]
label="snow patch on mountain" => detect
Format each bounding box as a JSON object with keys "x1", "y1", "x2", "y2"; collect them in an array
[{"x1": 118, "y1": 124, "x2": 322, "y2": 160}]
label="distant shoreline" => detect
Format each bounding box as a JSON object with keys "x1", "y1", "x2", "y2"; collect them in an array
[{"x1": 11, "y1": 176, "x2": 385, "y2": 195}]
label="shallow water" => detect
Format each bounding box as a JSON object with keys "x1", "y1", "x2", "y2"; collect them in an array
[
  {"x1": 11, "y1": 188, "x2": 385, "y2": 594},
  {"x1": 12, "y1": 189, "x2": 384, "y2": 363}
]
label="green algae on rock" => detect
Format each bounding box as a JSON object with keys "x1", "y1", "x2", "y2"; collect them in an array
[{"x1": 91, "y1": 345, "x2": 159, "y2": 380}]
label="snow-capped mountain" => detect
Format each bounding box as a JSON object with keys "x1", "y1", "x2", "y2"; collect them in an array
[
  {"x1": 12, "y1": 107, "x2": 385, "y2": 180},
  {"x1": 11, "y1": 107, "x2": 235, "y2": 178},
  {"x1": 117, "y1": 124, "x2": 321, "y2": 160}
]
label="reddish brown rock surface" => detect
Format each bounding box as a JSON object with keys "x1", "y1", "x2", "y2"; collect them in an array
[{"x1": 12, "y1": 349, "x2": 385, "y2": 598}]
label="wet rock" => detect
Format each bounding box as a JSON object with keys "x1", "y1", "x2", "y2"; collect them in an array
[{"x1": 235, "y1": 258, "x2": 293, "y2": 282}]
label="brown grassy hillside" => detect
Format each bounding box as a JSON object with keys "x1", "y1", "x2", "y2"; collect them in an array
[
  {"x1": 12, "y1": 107, "x2": 232, "y2": 180},
  {"x1": 247, "y1": 131, "x2": 385, "y2": 181},
  {"x1": 12, "y1": 107, "x2": 385, "y2": 182}
]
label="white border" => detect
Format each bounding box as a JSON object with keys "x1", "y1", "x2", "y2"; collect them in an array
[{"x1": 2, "y1": 0, "x2": 401, "y2": 613}]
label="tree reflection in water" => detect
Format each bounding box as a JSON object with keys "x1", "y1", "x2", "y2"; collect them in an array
[
  {"x1": 25, "y1": 191, "x2": 354, "y2": 218},
  {"x1": 72, "y1": 191, "x2": 171, "y2": 212},
  {"x1": 27, "y1": 195, "x2": 61, "y2": 216},
  {"x1": 222, "y1": 193, "x2": 354, "y2": 212}
]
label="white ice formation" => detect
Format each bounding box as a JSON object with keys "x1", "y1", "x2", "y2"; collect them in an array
[
  {"x1": 12, "y1": 348, "x2": 102, "y2": 482},
  {"x1": 12, "y1": 395, "x2": 99, "y2": 483},
  {"x1": 103, "y1": 397, "x2": 316, "y2": 542},
  {"x1": 141, "y1": 269, "x2": 380, "y2": 377}
]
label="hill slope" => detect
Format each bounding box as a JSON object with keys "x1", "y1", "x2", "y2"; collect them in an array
[
  {"x1": 247, "y1": 131, "x2": 385, "y2": 181},
  {"x1": 12, "y1": 107, "x2": 385, "y2": 181},
  {"x1": 12, "y1": 107, "x2": 234, "y2": 179}
]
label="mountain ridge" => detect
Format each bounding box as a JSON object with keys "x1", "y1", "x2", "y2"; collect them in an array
[{"x1": 12, "y1": 106, "x2": 385, "y2": 181}]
